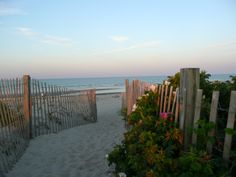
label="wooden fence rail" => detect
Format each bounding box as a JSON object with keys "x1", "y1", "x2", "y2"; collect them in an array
[{"x1": 0, "y1": 76, "x2": 97, "y2": 176}]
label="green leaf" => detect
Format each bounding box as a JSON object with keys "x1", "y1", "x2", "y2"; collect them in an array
[
  {"x1": 224, "y1": 128, "x2": 236, "y2": 135},
  {"x1": 191, "y1": 162, "x2": 201, "y2": 172}
]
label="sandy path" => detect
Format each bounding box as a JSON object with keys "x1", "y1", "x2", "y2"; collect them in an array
[{"x1": 6, "y1": 93, "x2": 125, "y2": 177}]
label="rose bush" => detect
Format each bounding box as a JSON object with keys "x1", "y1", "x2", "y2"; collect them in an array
[{"x1": 108, "y1": 90, "x2": 229, "y2": 177}]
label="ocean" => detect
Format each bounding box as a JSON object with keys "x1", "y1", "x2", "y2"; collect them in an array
[{"x1": 41, "y1": 74, "x2": 235, "y2": 94}]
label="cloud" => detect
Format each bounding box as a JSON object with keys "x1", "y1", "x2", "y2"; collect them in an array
[
  {"x1": 0, "y1": 7, "x2": 20, "y2": 16},
  {"x1": 42, "y1": 35, "x2": 73, "y2": 46},
  {"x1": 0, "y1": 4, "x2": 25, "y2": 16},
  {"x1": 106, "y1": 41, "x2": 160, "y2": 53},
  {"x1": 16, "y1": 27, "x2": 73, "y2": 47},
  {"x1": 90, "y1": 41, "x2": 161, "y2": 56},
  {"x1": 16, "y1": 27, "x2": 38, "y2": 37},
  {"x1": 110, "y1": 35, "x2": 128, "y2": 42}
]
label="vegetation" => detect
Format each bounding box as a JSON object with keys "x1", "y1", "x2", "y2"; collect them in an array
[{"x1": 108, "y1": 72, "x2": 236, "y2": 177}]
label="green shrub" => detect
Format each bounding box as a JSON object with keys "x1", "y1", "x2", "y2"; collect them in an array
[
  {"x1": 108, "y1": 89, "x2": 232, "y2": 176},
  {"x1": 109, "y1": 72, "x2": 236, "y2": 176}
]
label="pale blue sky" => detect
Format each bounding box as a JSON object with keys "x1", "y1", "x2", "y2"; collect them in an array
[{"x1": 0, "y1": 0, "x2": 236, "y2": 78}]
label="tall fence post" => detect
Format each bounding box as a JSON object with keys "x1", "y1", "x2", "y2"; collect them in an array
[
  {"x1": 180, "y1": 68, "x2": 200, "y2": 150},
  {"x1": 23, "y1": 75, "x2": 32, "y2": 139}
]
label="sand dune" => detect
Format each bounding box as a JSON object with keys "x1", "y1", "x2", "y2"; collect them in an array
[{"x1": 6, "y1": 93, "x2": 125, "y2": 177}]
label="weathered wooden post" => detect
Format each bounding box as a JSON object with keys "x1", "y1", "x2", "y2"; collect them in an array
[
  {"x1": 23, "y1": 75, "x2": 32, "y2": 139},
  {"x1": 207, "y1": 91, "x2": 219, "y2": 154},
  {"x1": 180, "y1": 68, "x2": 200, "y2": 150},
  {"x1": 192, "y1": 89, "x2": 203, "y2": 145},
  {"x1": 223, "y1": 91, "x2": 236, "y2": 162}
]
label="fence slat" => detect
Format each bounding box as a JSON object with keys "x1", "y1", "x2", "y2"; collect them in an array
[
  {"x1": 160, "y1": 85, "x2": 165, "y2": 113},
  {"x1": 0, "y1": 83, "x2": 11, "y2": 173},
  {"x1": 64, "y1": 87, "x2": 71, "y2": 129},
  {"x1": 207, "y1": 91, "x2": 219, "y2": 154},
  {"x1": 171, "y1": 91, "x2": 176, "y2": 115},
  {"x1": 223, "y1": 91, "x2": 236, "y2": 162},
  {"x1": 11, "y1": 79, "x2": 23, "y2": 159},
  {"x1": 192, "y1": 89, "x2": 203, "y2": 145},
  {"x1": 167, "y1": 86, "x2": 173, "y2": 113},
  {"x1": 157, "y1": 85, "x2": 162, "y2": 109},
  {"x1": 42, "y1": 82, "x2": 48, "y2": 134},
  {"x1": 4, "y1": 79, "x2": 18, "y2": 164},
  {"x1": 6, "y1": 79, "x2": 18, "y2": 162},
  {"x1": 127, "y1": 83, "x2": 133, "y2": 116},
  {"x1": 33, "y1": 80, "x2": 38, "y2": 137},
  {"x1": 61, "y1": 87, "x2": 68, "y2": 129},
  {"x1": 179, "y1": 88, "x2": 186, "y2": 130},
  {"x1": 163, "y1": 85, "x2": 168, "y2": 112}
]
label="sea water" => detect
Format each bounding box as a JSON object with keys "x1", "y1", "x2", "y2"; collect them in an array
[{"x1": 41, "y1": 74, "x2": 235, "y2": 94}]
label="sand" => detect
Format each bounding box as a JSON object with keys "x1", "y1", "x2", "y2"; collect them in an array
[{"x1": 6, "y1": 93, "x2": 125, "y2": 177}]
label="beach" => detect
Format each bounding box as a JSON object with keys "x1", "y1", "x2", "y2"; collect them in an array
[{"x1": 6, "y1": 93, "x2": 125, "y2": 177}]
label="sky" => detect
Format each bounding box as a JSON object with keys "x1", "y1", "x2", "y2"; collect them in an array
[{"x1": 0, "y1": 0, "x2": 236, "y2": 78}]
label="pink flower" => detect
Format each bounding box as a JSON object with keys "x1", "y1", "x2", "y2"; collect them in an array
[
  {"x1": 160, "y1": 112, "x2": 168, "y2": 119},
  {"x1": 150, "y1": 84, "x2": 157, "y2": 92},
  {"x1": 132, "y1": 104, "x2": 137, "y2": 112}
]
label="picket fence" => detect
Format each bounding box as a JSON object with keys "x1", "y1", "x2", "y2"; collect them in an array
[{"x1": 123, "y1": 79, "x2": 236, "y2": 163}]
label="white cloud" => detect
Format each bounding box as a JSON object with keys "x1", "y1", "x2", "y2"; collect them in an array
[
  {"x1": 106, "y1": 41, "x2": 160, "y2": 53},
  {"x1": 16, "y1": 27, "x2": 73, "y2": 47},
  {"x1": 0, "y1": 7, "x2": 19, "y2": 16},
  {"x1": 0, "y1": 5, "x2": 25, "y2": 16},
  {"x1": 90, "y1": 41, "x2": 160, "y2": 56},
  {"x1": 42, "y1": 35, "x2": 73, "y2": 46},
  {"x1": 110, "y1": 35, "x2": 128, "y2": 42},
  {"x1": 16, "y1": 27, "x2": 38, "y2": 37}
]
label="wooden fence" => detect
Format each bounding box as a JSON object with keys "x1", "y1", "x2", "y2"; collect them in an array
[
  {"x1": 191, "y1": 89, "x2": 236, "y2": 162},
  {"x1": 123, "y1": 68, "x2": 236, "y2": 164},
  {"x1": 0, "y1": 78, "x2": 29, "y2": 175},
  {"x1": 31, "y1": 79, "x2": 97, "y2": 138},
  {"x1": 123, "y1": 79, "x2": 179, "y2": 122},
  {"x1": 0, "y1": 76, "x2": 97, "y2": 176}
]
